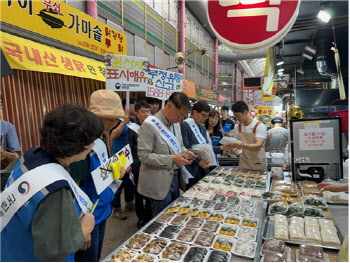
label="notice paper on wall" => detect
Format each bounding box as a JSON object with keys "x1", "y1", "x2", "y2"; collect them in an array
[{"x1": 299, "y1": 128, "x2": 334, "y2": 151}]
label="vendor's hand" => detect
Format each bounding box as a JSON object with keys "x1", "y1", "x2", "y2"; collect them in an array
[
  {"x1": 173, "y1": 154, "x2": 192, "y2": 166},
  {"x1": 184, "y1": 151, "x2": 196, "y2": 159},
  {"x1": 231, "y1": 143, "x2": 244, "y2": 150},
  {"x1": 199, "y1": 160, "x2": 210, "y2": 169},
  {"x1": 220, "y1": 145, "x2": 231, "y2": 151},
  {"x1": 119, "y1": 166, "x2": 126, "y2": 180},
  {"x1": 317, "y1": 183, "x2": 347, "y2": 192}
]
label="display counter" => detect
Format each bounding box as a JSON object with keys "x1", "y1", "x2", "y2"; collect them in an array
[{"x1": 102, "y1": 167, "x2": 347, "y2": 262}]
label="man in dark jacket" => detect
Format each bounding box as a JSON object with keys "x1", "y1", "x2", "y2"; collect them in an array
[
  {"x1": 181, "y1": 100, "x2": 229, "y2": 188},
  {"x1": 125, "y1": 101, "x2": 152, "y2": 228}
]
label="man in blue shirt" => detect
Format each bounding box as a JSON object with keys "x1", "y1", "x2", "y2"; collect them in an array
[
  {"x1": 110, "y1": 97, "x2": 136, "y2": 220},
  {"x1": 221, "y1": 106, "x2": 235, "y2": 135}
]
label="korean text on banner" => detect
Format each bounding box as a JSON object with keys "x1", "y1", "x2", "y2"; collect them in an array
[
  {"x1": 299, "y1": 128, "x2": 334, "y2": 151},
  {"x1": 0, "y1": 0, "x2": 127, "y2": 56},
  {"x1": 198, "y1": 86, "x2": 218, "y2": 102},
  {"x1": 0, "y1": 32, "x2": 105, "y2": 81},
  {"x1": 262, "y1": 47, "x2": 275, "y2": 95},
  {"x1": 146, "y1": 69, "x2": 183, "y2": 100},
  {"x1": 91, "y1": 144, "x2": 133, "y2": 195},
  {"x1": 182, "y1": 79, "x2": 196, "y2": 98},
  {"x1": 262, "y1": 84, "x2": 278, "y2": 101},
  {"x1": 105, "y1": 54, "x2": 149, "y2": 92},
  {"x1": 257, "y1": 106, "x2": 274, "y2": 124}
]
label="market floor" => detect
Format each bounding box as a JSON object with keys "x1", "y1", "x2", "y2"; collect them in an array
[{"x1": 100, "y1": 191, "x2": 139, "y2": 261}]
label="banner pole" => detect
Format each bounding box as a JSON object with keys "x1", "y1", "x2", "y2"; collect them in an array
[
  {"x1": 126, "y1": 91, "x2": 130, "y2": 115},
  {"x1": 161, "y1": 99, "x2": 165, "y2": 109}
]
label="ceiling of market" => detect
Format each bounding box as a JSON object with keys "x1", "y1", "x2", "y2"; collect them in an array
[{"x1": 186, "y1": 0, "x2": 349, "y2": 89}]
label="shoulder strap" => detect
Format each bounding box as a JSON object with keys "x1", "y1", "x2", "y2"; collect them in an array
[{"x1": 252, "y1": 121, "x2": 262, "y2": 133}]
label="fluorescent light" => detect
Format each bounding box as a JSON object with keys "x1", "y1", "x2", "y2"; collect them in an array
[
  {"x1": 277, "y1": 61, "x2": 284, "y2": 66},
  {"x1": 305, "y1": 45, "x2": 317, "y2": 55},
  {"x1": 278, "y1": 68, "x2": 284, "y2": 72},
  {"x1": 297, "y1": 68, "x2": 304, "y2": 75},
  {"x1": 317, "y1": 10, "x2": 331, "y2": 23},
  {"x1": 302, "y1": 52, "x2": 313, "y2": 60},
  {"x1": 277, "y1": 72, "x2": 283, "y2": 75}
]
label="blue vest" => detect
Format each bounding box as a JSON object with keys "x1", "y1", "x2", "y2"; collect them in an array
[
  {"x1": 111, "y1": 124, "x2": 128, "y2": 155},
  {"x1": 76, "y1": 144, "x2": 114, "y2": 225},
  {"x1": 1, "y1": 147, "x2": 75, "y2": 262}
]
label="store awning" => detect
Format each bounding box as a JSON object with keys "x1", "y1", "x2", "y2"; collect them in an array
[{"x1": 0, "y1": 32, "x2": 105, "y2": 82}]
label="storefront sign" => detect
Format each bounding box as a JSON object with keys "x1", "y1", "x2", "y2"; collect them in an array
[
  {"x1": 0, "y1": 0, "x2": 127, "y2": 56},
  {"x1": 1, "y1": 32, "x2": 105, "y2": 81},
  {"x1": 182, "y1": 79, "x2": 196, "y2": 98},
  {"x1": 105, "y1": 54, "x2": 149, "y2": 91},
  {"x1": 146, "y1": 69, "x2": 183, "y2": 100},
  {"x1": 198, "y1": 86, "x2": 218, "y2": 102},
  {"x1": 299, "y1": 128, "x2": 334, "y2": 151},
  {"x1": 219, "y1": 94, "x2": 225, "y2": 103},
  {"x1": 207, "y1": 0, "x2": 301, "y2": 52},
  {"x1": 257, "y1": 106, "x2": 274, "y2": 124}
]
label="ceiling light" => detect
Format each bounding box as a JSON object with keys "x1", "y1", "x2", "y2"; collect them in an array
[
  {"x1": 302, "y1": 52, "x2": 313, "y2": 60},
  {"x1": 297, "y1": 67, "x2": 304, "y2": 75},
  {"x1": 305, "y1": 44, "x2": 317, "y2": 55},
  {"x1": 278, "y1": 68, "x2": 284, "y2": 72},
  {"x1": 277, "y1": 72, "x2": 283, "y2": 76},
  {"x1": 276, "y1": 61, "x2": 284, "y2": 66},
  {"x1": 317, "y1": 10, "x2": 331, "y2": 23}
]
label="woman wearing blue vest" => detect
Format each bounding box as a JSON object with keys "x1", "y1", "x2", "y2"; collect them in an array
[
  {"x1": 1, "y1": 105, "x2": 100, "y2": 261},
  {"x1": 70, "y1": 90, "x2": 126, "y2": 262}
]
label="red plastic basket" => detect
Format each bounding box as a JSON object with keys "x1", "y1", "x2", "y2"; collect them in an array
[{"x1": 328, "y1": 98, "x2": 348, "y2": 132}]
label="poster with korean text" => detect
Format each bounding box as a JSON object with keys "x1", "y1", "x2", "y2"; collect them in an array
[
  {"x1": 105, "y1": 54, "x2": 149, "y2": 91},
  {"x1": 257, "y1": 106, "x2": 274, "y2": 124},
  {"x1": 299, "y1": 128, "x2": 334, "y2": 151},
  {"x1": 146, "y1": 69, "x2": 183, "y2": 100}
]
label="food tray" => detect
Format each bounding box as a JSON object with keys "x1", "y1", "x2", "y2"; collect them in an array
[
  {"x1": 125, "y1": 233, "x2": 152, "y2": 250},
  {"x1": 218, "y1": 223, "x2": 239, "y2": 238},
  {"x1": 131, "y1": 253, "x2": 159, "y2": 262},
  {"x1": 260, "y1": 247, "x2": 291, "y2": 262},
  {"x1": 236, "y1": 226, "x2": 258, "y2": 241},
  {"x1": 232, "y1": 239, "x2": 257, "y2": 259},
  {"x1": 323, "y1": 191, "x2": 348, "y2": 205},
  {"x1": 161, "y1": 241, "x2": 189, "y2": 261},
  {"x1": 196, "y1": 208, "x2": 212, "y2": 218},
  {"x1": 241, "y1": 217, "x2": 259, "y2": 228},
  {"x1": 213, "y1": 235, "x2": 235, "y2": 252},
  {"x1": 142, "y1": 237, "x2": 169, "y2": 255},
  {"x1": 169, "y1": 214, "x2": 190, "y2": 226},
  {"x1": 176, "y1": 227, "x2": 199, "y2": 243},
  {"x1": 155, "y1": 213, "x2": 176, "y2": 223},
  {"x1": 143, "y1": 221, "x2": 166, "y2": 235},
  {"x1": 261, "y1": 217, "x2": 343, "y2": 250},
  {"x1": 239, "y1": 206, "x2": 255, "y2": 217},
  {"x1": 186, "y1": 217, "x2": 205, "y2": 228},
  {"x1": 268, "y1": 201, "x2": 289, "y2": 215},
  {"x1": 296, "y1": 248, "x2": 329, "y2": 262},
  {"x1": 303, "y1": 207, "x2": 325, "y2": 218},
  {"x1": 159, "y1": 225, "x2": 182, "y2": 240},
  {"x1": 302, "y1": 196, "x2": 328, "y2": 209},
  {"x1": 193, "y1": 231, "x2": 217, "y2": 247},
  {"x1": 261, "y1": 191, "x2": 292, "y2": 202},
  {"x1": 183, "y1": 246, "x2": 209, "y2": 262},
  {"x1": 206, "y1": 249, "x2": 232, "y2": 262},
  {"x1": 224, "y1": 214, "x2": 242, "y2": 225}
]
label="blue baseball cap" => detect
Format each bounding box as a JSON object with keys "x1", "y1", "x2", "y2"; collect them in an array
[{"x1": 271, "y1": 117, "x2": 283, "y2": 124}]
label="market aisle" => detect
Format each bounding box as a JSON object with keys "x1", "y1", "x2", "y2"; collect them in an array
[{"x1": 100, "y1": 192, "x2": 139, "y2": 261}]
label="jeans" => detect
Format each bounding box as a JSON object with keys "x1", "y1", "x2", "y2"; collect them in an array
[
  {"x1": 74, "y1": 219, "x2": 107, "y2": 262},
  {"x1": 111, "y1": 173, "x2": 135, "y2": 210},
  {"x1": 151, "y1": 172, "x2": 180, "y2": 218}
]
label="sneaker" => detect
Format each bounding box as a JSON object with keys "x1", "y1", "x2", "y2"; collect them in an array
[
  {"x1": 125, "y1": 203, "x2": 135, "y2": 211},
  {"x1": 112, "y1": 210, "x2": 127, "y2": 220}
]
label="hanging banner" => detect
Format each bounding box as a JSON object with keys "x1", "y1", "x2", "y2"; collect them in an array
[
  {"x1": 0, "y1": 0, "x2": 127, "y2": 56},
  {"x1": 262, "y1": 83, "x2": 278, "y2": 100},
  {"x1": 219, "y1": 94, "x2": 225, "y2": 103},
  {"x1": 299, "y1": 128, "x2": 334, "y2": 151},
  {"x1": 182, "y1": 79, "x2": 196, "y2": 98},
  {"x1": 262, "y1": 47, "x2": 275, "y2": 94},
  {"x1": 1, "y1": 32, "x2": 105, "y2": 81},
  {"x1": 207, "y1": 0, "x2": 301, "y2": 53},
  {"x1": 257, "y1": 106, "x2": 274, "y2": 124},
  {"x1": 198, "y1": 86, "x2": 218, "y2": 102},
  {"x1": 146, "y1": 69, "x2": 183, "y2": 100},
  {"x1": 105, "y1": 54, "x2": 149, "y2": 91}
]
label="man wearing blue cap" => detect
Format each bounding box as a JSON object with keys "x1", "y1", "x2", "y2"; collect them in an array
[{"x1": 265, "y1": 117, "x2": 289, "y2": 154}]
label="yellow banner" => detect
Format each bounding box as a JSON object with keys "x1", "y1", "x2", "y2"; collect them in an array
[
  {"x1": 0, "y1": 0, "x2": 126, "y2": 56},
  {"x1": 182, "y1": 79, "x2": 196, "y2": 98},
  {"x1": 1, "y1": 32, "x2": 105, "y2": 81},
  {"x1": 257, "y1": 106, "x2": 274, "y2": 124},
  {"x1": 262, "y1": 47, "x2": 275, "y2": 95},
  {"x1": 262, "y1": 84, "x2": 278, "y2": 101}
]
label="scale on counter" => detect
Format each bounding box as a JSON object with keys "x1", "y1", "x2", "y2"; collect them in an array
[{"x1": 290, "y1": 117, "x2": 343, "y2": 182}]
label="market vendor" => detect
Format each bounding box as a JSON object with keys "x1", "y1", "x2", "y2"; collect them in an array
[
  {"x1": 220, "y1": 105, "x2": 235, "y2": 135},
  {"x1": 181, "y1": 100, "x2": 231, "y2": 188},
  {"x1": 265, "y1": 117, "x2": 288, "y2": 154},
  {"x1": 137, "y1": 92, "x2": 195, "y2": 218},
  {"x1": 230, "y1": 101, "x2": 267, "y2": 172},
  {"x1": 70, "y1": 90, "x2": 126, "y2": 262},
  {"x1": 1, "y1": 105, "x2": 99, "y2": 261}
]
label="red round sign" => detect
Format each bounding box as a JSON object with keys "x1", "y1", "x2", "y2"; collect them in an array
[{"x1": 207, "y1": 0, "x2": 301, "y2": 53}]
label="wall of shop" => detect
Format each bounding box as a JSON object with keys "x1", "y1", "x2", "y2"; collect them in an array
[{"x1": 1, "y1": 70, "x2": 107, "y2": 152}]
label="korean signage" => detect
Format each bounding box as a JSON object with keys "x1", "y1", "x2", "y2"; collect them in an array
[
  {"x1": 182, "y1": 79, "x2": 196, "y2": 98},
  {"x1": 219, "y1": 94, "x2": 225, "y2": 104},
  {"x1": 105, "y1": 54, "x2": 149, "y2": 91},
  {"x1": 198, "y1": 86, "x2": 218, "y2": 102},
  {"x1": 91, "y1": 144, "x2": 133, "y2": 195},
  {"x1": 1, "y1": 0, "x2": 127, "y2": 56},
  {"x1": 207, "y1": 0, "x2": 301, "y2": 53},
  {"x1": 299, "y1": 128, "x2": 334, "y2": 151},
  {"x1": 1, "y1": 32, "x2": 105, "y2": 81},
  {"x1": 257, "y1": 106, "x2": 274, "y2": 124},
  {"x1": 146, "y1": 69, "x2": 183, "y2": 100}
]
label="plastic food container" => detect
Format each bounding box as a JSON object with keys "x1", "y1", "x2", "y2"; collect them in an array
[
  {"x1": 232, "y1": 239, "x2": 257, "y2": 259},
  {"x1": 213, "y1": 236, "x2": 235, "y2": 252}
]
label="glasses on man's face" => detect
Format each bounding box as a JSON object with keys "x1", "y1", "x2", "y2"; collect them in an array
[{"x1": 199, "y1": 112, "x2": 209, "y2": 119}]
